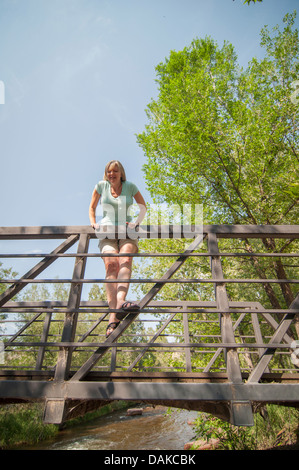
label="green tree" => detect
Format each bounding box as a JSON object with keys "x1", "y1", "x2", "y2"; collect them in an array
[
  {"x1": 0, "y1": 263, "x2": 18, "y2": 335},
  {"x1": 241, "y1": 0, "x2": 263, "y2": 5},
  {"x1": 137, "y1": 12, "x2": 299, "y2": 334},
  {"x1": 138, "y1": 12, "x2": 298, "y2": 225}
]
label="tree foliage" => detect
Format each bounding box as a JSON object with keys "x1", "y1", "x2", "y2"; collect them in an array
[
  {"x1": 242, "y1": 0, "x2": 263, "y2": 5},
  {"x1": 137, "y1": 12, "x2": 299, "y2": 226},
  {"x1": 136, "y1": 13, "x2": 299, "y2": 348},
  {"x1": 137, "y1": 13, "x2": 299, "y2": 324}
]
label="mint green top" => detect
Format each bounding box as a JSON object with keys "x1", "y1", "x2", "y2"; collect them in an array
[{"x1": 95, "y1": 180, "x2": 139, "y2": 225}]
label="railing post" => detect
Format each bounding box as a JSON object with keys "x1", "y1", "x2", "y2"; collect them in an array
[
  {"x1": 54, "y1": 233, "x2": 90, "y2": 380},
  {"x1": 208, "y1": 233, "x2": 242, "y2": 383},
  {"x1": 44, "y1": 233, "x2": 89, "y2": 424},
  {"x1": 35, "y1": 311, "x2": 52, "y2": 371},
  {"x1": 182, "y1": 303, "x2": 192, "y2": 372},
  {"x1": 208, "y1": 232, "x2": 254, "y2": 425}
]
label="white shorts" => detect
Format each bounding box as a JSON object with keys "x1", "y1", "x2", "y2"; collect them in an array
[{"x1": 99, "y1": 238, "x2": 139, "y2": 253}]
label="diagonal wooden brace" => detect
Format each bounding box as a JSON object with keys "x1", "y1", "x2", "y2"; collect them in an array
[
  {"x1": 0, "y1": 234, "x2": 79, "y2": 307},
  {"x1": 70, "y1": 233, "x2": 205, "y2": 382},
  {"x1": 247, "y1": 292, "x2": 299, "y2": 383}
]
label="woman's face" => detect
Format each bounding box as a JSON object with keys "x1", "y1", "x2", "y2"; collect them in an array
[{"x1": 107, "y1": 164, "x2": 122, "y2": 185}]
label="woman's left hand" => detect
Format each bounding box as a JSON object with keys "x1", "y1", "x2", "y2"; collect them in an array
[{"x1": 126, "y1": 222, "x2": 139, "y2": 230}]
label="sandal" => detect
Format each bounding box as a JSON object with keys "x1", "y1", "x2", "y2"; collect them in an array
[
  {"x1": 116, "y1": 301, "x2": 140, "y2": 321},
  {"x1": 121, "y1": 301, "x2": 140, "y2": 311},
  {"x1": 106, "y1": 321, "x2": 120, "y2": 338}
]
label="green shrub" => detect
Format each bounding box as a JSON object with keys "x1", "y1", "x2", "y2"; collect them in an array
[
  {"x1": 191, "y1": 405, "x2": 299, "y2": 450},
  {"x1": 0, "y1": 403, "x2": 57, "y2": 448}
]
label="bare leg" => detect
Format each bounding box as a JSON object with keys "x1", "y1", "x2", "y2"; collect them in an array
[
  {"x1": 103, "y1": 253, "x2": 120, "y2": 327},
  {"x1": 104, "y1": 242, "x2": 137, "y2": 337},
  {"x1": 116, "y1": 242, "x2": 138, "y2": 310}
]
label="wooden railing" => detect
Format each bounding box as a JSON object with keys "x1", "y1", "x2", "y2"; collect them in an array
[{"x1": 0, "y1": 224, "x2": 298, "y2": 425}]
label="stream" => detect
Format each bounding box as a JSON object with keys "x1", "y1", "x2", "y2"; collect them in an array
[{"x1": 18, "y1": 406, "x2": 198, "y2": 451}]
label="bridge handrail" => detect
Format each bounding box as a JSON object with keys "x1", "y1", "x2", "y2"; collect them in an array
[{"x1": 0, "y1": 224, "x2": 298, "y2": 239}]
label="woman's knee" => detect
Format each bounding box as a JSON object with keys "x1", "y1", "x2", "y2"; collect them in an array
[
  {"x1": 104, "y1": 258, "x2": 119, "y2": 276},
  {"x1": 119, "y1": 256, "x2": 133, "y2": 270},
  {"x1": 119, "y1": 243, "x2": 137, "y2": 268}
]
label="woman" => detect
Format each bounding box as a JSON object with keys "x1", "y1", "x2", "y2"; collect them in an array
[{"x1": 89, "y1": 160, "x2": 147, "y2": 338}]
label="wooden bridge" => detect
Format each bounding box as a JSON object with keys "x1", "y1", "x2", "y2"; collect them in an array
[{"x1": 0, "y1": 224, "x2": 298, "y2": 427}]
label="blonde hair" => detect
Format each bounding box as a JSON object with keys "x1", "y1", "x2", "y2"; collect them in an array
[{"x1": 103, "y1": 160, "x2": 126, "y2": 182}]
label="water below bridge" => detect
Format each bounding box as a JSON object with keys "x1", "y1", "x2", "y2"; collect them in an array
[{"x1": 20, "y1": 406, "x2": 199, "y2": 451}]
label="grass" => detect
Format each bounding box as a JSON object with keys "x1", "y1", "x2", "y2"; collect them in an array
[
  {"x1": 0, "y1": 400, "x2": 137, "y2": 449},
  {"x1": 0, "y1": 403, "x2": 58, "y2": 449},
  {"x1": 191, "y1": 404, "x2": 299, "y2": 450}
]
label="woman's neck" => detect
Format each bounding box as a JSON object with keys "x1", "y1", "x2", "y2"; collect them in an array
[{"x1": 110, "y1": 180, "x2": 122, "y2": 196}]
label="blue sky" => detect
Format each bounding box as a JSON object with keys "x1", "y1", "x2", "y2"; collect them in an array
[{"x1": 0, "y1": 0, "x2": 298, "y2": 291}]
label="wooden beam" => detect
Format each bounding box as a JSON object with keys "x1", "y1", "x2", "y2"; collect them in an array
[
  {"x1": 44, "y1": 234, "x2": 90, "y2": 424},
  {"x1": 69, "y1": 233, "x2": 204, "y2": 382},
  {"x1": 208, "y1": 232, "x2": 254, "y2": 425},
  {"x1": 0, "y1": 224, "x2": 298, "y2": 239},
  {"x1": 53, "y1": 234, "x2": 90, "y2": 382},
  {"x1": 208, "y1": 232, "x2": 243, "y2": 384},
  {"x1": 126, "y1": 310, "x2": 179, "y2": 372},
  {"x1": 1, "y1": 380, "x2": 299, "y2": 403},
  {"x1": 247, "y1": 292, "x2": 299, "y2": 383},
  {"x1": 0, "y1": 234, "x2": 79, "y2": 307},
  {"x1": 35, "y1": 312, "x2": 52, "y2": 371}
]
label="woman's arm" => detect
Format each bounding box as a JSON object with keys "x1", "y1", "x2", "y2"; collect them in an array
[
  {"x1": 89, "y1": 189, "x2": 101, "y2": 227},
  {"x1": 132, "y1": 191, "x2": 147, "y2": 226}
]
